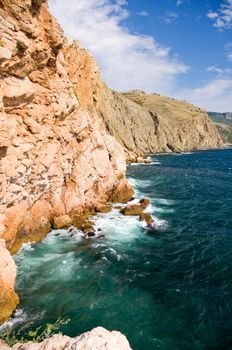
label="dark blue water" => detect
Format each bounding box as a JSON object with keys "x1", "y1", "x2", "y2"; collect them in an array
[{"x1": 2, "y1": 149, "x2": 232, "y2": 349}]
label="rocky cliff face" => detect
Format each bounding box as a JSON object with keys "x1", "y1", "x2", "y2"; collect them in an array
[
  {"x1": 0, "y1": 0, "x2": 224, "y2": 330},
  {"x1": 0, "y1": 0, "x2": 133, "y2": 321},
  {"x1": 0, "y1": 327, "x2": 132, "y2": 350},
  {"x1": 68, "y1": 46, "x2": 223, "y2": 159},
  {"x1": 0, "y1": 0, "x2": 132, "y2": 253},
  {"x1": 0, "y1": 240, "x2": 19, "y2": 324}
]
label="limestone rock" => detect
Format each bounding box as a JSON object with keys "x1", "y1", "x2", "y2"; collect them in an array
[
  {"x1": 121, "y1": 204, "x2": 143, "y2": 216},
  {"x1": 0, "y1": 76, "x2": 35, "y2": 108},
  {"x1": 0, "y1": 239, "x2": 19, "y2": 324},
  {"x1": 2, "y1": 327, "x2": 132, "y2": 350},
  {"x1": 53, "y1": 215, "x2": 73, "y2": 229},
  {"x1": 139, "y1": 213, "x2": 154, "y2": 226},
  {"x1": 0, "y1": 0, "x2": 133, "y2": 322},
  {"x1": 0, "y1": 47, "x2": 12, "y2": 61},
  {"x1": 95, "y1": 204, "x2": 112, "y2": 213},
  {"x1": 0, "y1": 0, "x2": 132, "y2": 254},
  {"x1": 139, "y1": 198, "x2": 150, "y2": 210}
]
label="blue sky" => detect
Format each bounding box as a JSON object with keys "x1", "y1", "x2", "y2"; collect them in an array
[{"x1": 49, "y1": 0, "x2": 232, "y2": 111}]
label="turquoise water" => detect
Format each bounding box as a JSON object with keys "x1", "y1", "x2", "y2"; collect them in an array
[{"x1": 2, "y1": 149, "x2": 232, "y2": 349}]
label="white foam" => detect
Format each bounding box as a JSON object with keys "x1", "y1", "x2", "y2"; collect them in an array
[
  {"x1": 18, "y1": 242, "x2": 35, "y2": 253},
  {"x1": 153, "y1": 198, "x2": 175, "y2": 206},
  {"x1": 0, "y1": 309, "x2": 27, "y2": 331},
  {"x1": 154, "y1": 207, "x2": 175, "y2": 214},
  {"x1": 153, "y1": 216, "x2": 168, "y2": 231},
  {"x1": 94, "y1": 209, "x2": 143, "y2": 242}
]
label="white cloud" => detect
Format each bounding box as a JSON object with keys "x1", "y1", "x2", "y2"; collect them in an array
[
  {"x1": 48, "y1": 0, "x2": 232, "y2": 111},
  {"x1": 138, "y1": 10, "x2": 148, "y2": 17},
  {"x1": 207, "y1": 0, "x2": 232, "y2": 29},
  {"x1": 174, "y1": 79, "x2": 232, "y2": 111},
  {"x1": 207, "y1": 65, "x2": 232, "y2": 75},
  {"x1": 225, "y1": 42, "x2": 232, "y2": 61},
  {"x1": 228, "y1": 53, "x2": 232, "y2": 61},
  {"x1": 207, "y1": 12, "x2": 218, "y2": 20},
  {"x1": 161, "y1": 11, "x2": 179, "y2": 24},
  {"x1": 176, "y1": 0, "x2": 184, "y2": 6},
  {"x1": 49, "y1": 0, "x2": 187, "y2": 94}
]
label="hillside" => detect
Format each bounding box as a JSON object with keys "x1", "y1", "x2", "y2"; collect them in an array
[
  {"x1": 96, "y1": 90, "x2": 223, "y2": 160},
  {"x1": 208, "y1": 112, "x2": 232, "y2": 145},
  {"x1": 208, "y1": 112, "x2": 232, "y2": 126},
  {"x1": 69, "y1": 48, "x2": 223, "y2": 160},
  {"x1": 214, "y1": 123, "x2": 232, "y2": 144}
]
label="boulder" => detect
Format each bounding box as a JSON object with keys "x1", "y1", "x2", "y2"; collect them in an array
[
  {"x1": 139, "y1": 198, "x2": 150, "y2": 210},
  {"x1": 53, "y1": 215, "x2": 73, "y2": 229},
  {"x1": 0, "y1": 76, "x2": 35, "y2": 108},
  {"x1": 120, "y1": 204, "x2": 143, "y2": 216},
  {"x1": 95, "y1": 204, "x2": 112, "y2": 213},
  {"x1": 108, "y1": 182, "x2": 134, "y2": 203},
  {"x1": 139, "y1": 213, "x2": 154, "y2": 226}
]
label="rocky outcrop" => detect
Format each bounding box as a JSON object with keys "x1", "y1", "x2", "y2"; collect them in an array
[
  {"x1": 120, "y1": 198, "x2": 154, "y2": 226},
  {"x1": 0, "y1": 0, "x2": 133, "y2": 256},
  {"x1": 0, "y1": 240, "x2": 19, "y2": 324},
  {"x1": 67, "y1": 45, "x2": 223, "y2": 159},
  {"x1": 0, "y1": 327, "x2": 132, "y2": 350}
]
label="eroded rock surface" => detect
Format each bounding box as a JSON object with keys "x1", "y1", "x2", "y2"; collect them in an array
[
  {"x1": 0, "y1": 239, "x2": 19, "y2": 324},
  {"x1": 0, "y1": 0, "x2": 133, "y2": 321},
  {"x1": 0, "y1": 327, "x2": 132, "y2": 350},
  {"x1": 0, "y1": 0, "x2": 133, "y2": 255}
]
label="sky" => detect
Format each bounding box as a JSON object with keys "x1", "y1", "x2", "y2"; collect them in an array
[{"x1": 49, "y1": 0, "x2": 232, "y2": 112}]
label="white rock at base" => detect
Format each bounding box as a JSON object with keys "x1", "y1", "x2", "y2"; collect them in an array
[{"x1": 5, "y1": 327, "x2": 132, "y2": 350}]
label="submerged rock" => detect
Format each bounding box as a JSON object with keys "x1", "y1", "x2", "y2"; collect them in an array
[
  {"x1": 139, "y1": 213, "x2": 154, "y2": 226},
  {"x1": 0, "y1": 327, "x2": 132, "y2": 350}
]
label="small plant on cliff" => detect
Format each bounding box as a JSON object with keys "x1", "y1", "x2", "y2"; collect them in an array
[
  {"x1": 0, "y1": 39, "x2": 5, "y2": 47},
  {"x1": 0, "y1": 317, "x2": 70, "y2": 346}
]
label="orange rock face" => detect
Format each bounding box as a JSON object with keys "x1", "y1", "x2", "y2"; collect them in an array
[
  {"x1": 0, "y1": 0, "x2": 133, "y2": 322},
  {"x1": 0, "y1": 239, "x2": 19, "y2": 324},
  {"x1": 0, "y1": 0, "x2": 133, "y2": 253}
]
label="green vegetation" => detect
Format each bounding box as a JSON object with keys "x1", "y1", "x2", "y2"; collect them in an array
[
  {"x1": 0, "y1": 318, "x2": 70, "y2": 347},
  {"x1": 208, "y1": 112, "x2": 232, "y2": 127},
  {"x1": 0, "y1": 39, "x2": 5, "y2": 47},
  {"x1": 208, "y1": 112, "x2": 232, "y2": 144},
  {"x1": 215, "y1": 123, "x2": 232, "y2": 144}
]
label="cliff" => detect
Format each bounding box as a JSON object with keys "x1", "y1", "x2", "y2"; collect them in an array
[
  {"x1": 67, "y1": 45, "x2": 223, "y2": 159},
  {"x1": 0, "y1": 0, "x2": 224, "y2": 330},
  {"x1": 0, "y1": 0, "x2": 133, "y2": 322},
  {"x1": 0, "y1": 0, "x2": 133, "y2": 252}
]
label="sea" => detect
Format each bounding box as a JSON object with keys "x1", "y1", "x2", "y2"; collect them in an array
[{"x1": 1, "y1": 148, "x2": 232, "y2": 350}]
